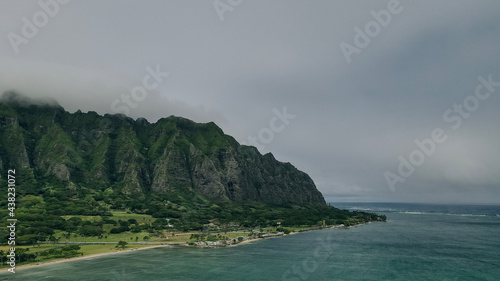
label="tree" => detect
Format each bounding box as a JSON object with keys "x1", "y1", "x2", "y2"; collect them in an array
[
  {"x1": 79, "y1": 225, "x2": 104, "y2": 237},
  {"x1": 130, "y1": 225, "x2": 142, "y2": 233},
  {"x1": 17, "y1": 234, "x2": 38, "y2": 245},
  {"x1": 110, "y1": 225, "x2": 129, "y2": 234},
  {"x1": 116, "y1": 240, "x2": 128, "y2": 249}
]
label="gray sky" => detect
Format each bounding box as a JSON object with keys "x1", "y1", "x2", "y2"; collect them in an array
[{"x1": 1, "y1": 0, "x2": 499, "y2": 204}]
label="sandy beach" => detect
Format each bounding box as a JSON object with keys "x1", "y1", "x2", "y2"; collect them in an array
[{"x1": 0, "y1": 244, "x2": 171, "y2": 273}]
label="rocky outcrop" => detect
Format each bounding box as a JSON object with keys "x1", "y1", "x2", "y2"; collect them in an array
[{"x1": 192, "y1": 155, "x2": 227, "y2": 200}]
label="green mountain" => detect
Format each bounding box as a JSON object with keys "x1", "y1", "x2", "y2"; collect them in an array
[
  {"x1": 0, "y1": 91, "x2": 325, "y2": 203},
  {"x1": 0, "y1": 92, "x2": 384, "y2": 239}
]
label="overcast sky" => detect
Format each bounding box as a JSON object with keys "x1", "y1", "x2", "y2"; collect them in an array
[{"x1": 1, "y1": 0, "x2": 499, "y2": 204}]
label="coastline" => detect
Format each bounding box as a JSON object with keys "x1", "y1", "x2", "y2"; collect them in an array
[
  {"x1": 1, "y1": 222, "x2": 371, "y2": 272},
  {"x1": 0, "y1": 244, "x2": 171, "y2": 273}
]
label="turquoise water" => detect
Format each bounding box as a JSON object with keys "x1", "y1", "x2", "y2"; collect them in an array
[{"x1": 2, "y1": 203, "x2": 499, "y2": 280}]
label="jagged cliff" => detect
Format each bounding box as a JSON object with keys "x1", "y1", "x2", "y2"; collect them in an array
[{"x1": 0, "y1": 92, "x2": 326, "y2": 206}]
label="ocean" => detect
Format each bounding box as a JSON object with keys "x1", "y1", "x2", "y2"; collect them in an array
[{"x1": 2, "y1": 203, "x2": 499, "y2": 280}]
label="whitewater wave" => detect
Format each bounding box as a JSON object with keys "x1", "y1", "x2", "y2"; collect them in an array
[
  {"x1": 342, "y1": 206, "x2": 399, "y2": 212},
  {"x1": 346, "y1": 207, "x2": 374, "y2": 211},
  {"x1": 337, "y1": 205, "x2": 500, "y2": 218},
  {"x1": 399, "y1": 211, "x2": 428, "y2": 215},
  {"x1": 449, "y1": 214, "x2": 487, "y2": 217},
  {"x1": 398, "y1": 211, "x2": 490, "y2": 217}
]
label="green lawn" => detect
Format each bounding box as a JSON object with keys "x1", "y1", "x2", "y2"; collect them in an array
[
  {"x1": 61, "y1": 211, "x2": 155, "y2": 224},
  {"x1": 110, "y1": 211, "x2": 156, "y2": 224},
  {"x1": 54, "y1": 229, "x2": 252, "y2": 243}
]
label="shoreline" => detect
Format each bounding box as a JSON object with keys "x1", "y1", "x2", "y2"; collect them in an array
[
  {"x1": 0, "y1": 244, "x2": 171, "y2": 273},
  {"x1": 1, "y1": 222, "x2": 371, "y2": 272}
]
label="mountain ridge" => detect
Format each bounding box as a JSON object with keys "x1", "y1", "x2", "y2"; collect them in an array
[{"x1": 0, "y1": 91, "x2": 326, "y2": 206}]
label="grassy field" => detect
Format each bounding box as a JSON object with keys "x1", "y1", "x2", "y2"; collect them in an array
[
  {"x1": 56, "y1": 211, "x2": 159, "y2": 243},
  {"x1": 108, "y1": 211, "x2": 156, "y2": 224},
  {"x1": 54, "y1": 230, "x2": 154, "y2": 243},
  {"x1": 54, "y1": 229, "x2": 252, "y2": 243},
  {"x1": 62, "y1": 211, "x2": 156, "y2": 223}
]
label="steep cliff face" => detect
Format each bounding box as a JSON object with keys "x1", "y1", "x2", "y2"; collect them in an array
[{"x1": 0, "y1": 92, "x2": 326, "y2": 205}]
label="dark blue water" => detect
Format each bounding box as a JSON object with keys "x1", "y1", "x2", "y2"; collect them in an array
[{"x1": 2, "y1": 203, "x2": 499, "y2": 280}]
